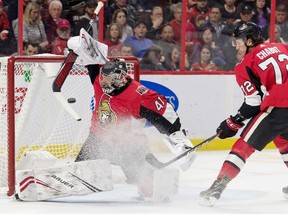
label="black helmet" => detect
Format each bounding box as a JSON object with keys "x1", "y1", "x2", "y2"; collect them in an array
[
  {"x1": 234, "y1": 22, "x2": 263, "y2": 44},
  {"x1": 100, "y1": 59, "x2": 128, "y2": 94}
]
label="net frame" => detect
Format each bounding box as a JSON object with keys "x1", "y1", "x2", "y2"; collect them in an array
[{"x1": 1, "y1": 55, "x2": 140, "y2": 196}]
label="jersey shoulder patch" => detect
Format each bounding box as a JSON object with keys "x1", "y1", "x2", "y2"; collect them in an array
[{"x1": 136, "y1": 85, "x2": 148, "y2": 95}]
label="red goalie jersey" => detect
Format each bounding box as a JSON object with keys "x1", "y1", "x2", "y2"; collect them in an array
[
  {"x1": 235, "y1": 42, "x2": 288, "y2": 112},
  {"x1": 87, "y1": 65, "x2": 180, "y2": 136}
]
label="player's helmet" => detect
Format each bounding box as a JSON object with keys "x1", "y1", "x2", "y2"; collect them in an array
[
  {"x1": 99, "y1": 59, "x2": 128, "y2": 94},
  {"x1": 234, "y1": 22, "x2": 263, "y2": 45}
]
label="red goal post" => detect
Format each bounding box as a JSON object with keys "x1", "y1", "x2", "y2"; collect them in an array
[{"x1": 0, "y1": 55, "x2": 140, "y2": 196}]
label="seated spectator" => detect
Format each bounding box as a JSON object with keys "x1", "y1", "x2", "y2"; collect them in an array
[
  {"x1": 103, "y1": 23, "x2": 123, "y2": 56},
  {"x1": 191, "y1": 45, "x2": 219, "y2": 71},
  {"x1": 220, "y1": 0, "x2": 240, "y2": 25},
  {"x1": 119, "y1": 44, "x2": 133, "y2": 56},
  {"x1": 13, "y1": 1, "x2": 50, "y2": 53},
  {"x1": 140, "y1": 44, "x2": 166, "y2": 71},
  {"x1": 163, "y1": 46, "x2": 191, "y2": 71},
  {"x1": 188, "y1": 26, "x2": 225, "y2": 64},
  {"x1": 65, "y1": 0, "x2": 86, "y2": 33},
  {"x1": 233, "y1": 4, "x2": 254, "y2": 28},
  {"x1": 51, "y1": 19, "x2": 71, "y2": 55},
  {"x1": 44, "y1": 0, "x2": 63, "y2": 44},
  {"x1": 107, "y1": 0, "x2": 138, "y2": 28},
  {"x1": 132, "y1": 0, "x2": 161, "y2": 12},
  {"x1": 251, "y1": 0, "x2": 270, "y2": 29},
  {"x1": 265, "y1": 24, "x2": 287, "y2": 44},
  {"x1": 74, "y1": 0, "x2": 98, "y2": 39},
  {"x1": 123, "y1": 20, "x2": 154, "y2": 59},
  {"x1": 111, "y1": 8, "x2": 133, "y2": 42},
  {"x1": 24, "y1": 42, "x2": 39, "y2": 55},
  {"x1": 273, "y1": 4, "x2": 288, "y2": 43},
  {"x1": 145, "y1": 6, "x2": 166, "y2": 40},
  {"x1": 187, "y1": 0, "x2": 211, "y2": 30},
  {"x1": 199, "y1": 4, "x2": 229, "y2": 47},
  {"x1": 169, "y1": 2, "x2": 197, "y2": 44},
  {"x1": 0, "y1": 0, "x2": 10, "y2": 56}
]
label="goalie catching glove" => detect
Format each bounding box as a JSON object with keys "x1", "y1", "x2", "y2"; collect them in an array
[
  {"x1": 217, "y1": 114, "x2": 245, "y2": 139},
  {"x1": 163, "y1": 129, "x2": 196, "y2": 171}
]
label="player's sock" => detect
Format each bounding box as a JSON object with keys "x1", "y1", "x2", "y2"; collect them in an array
[{"x1": 199, "y1": 175, "x2": 230, "y2": 206}]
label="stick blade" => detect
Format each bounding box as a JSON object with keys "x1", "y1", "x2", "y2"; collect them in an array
[{"x1": 145, "y1": 153, "x2": 165, "y2": 169}]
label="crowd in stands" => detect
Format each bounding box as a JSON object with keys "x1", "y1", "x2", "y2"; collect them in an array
[{"x1": 0, "y1": 0, "x2": 288, "y2": 71}]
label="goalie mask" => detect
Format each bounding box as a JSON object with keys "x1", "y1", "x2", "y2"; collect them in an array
[{"x1": 99, "y1": 59, "x2": 128, "y2": 94}]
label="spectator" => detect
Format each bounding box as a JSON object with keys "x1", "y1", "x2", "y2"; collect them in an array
[
  {"x1": 274, "y1": 4, "x2": 288, "y2": 43},
  {"x1": 223, "y1": 4, "x2": 253, "y2": 40},
  {"x1": 13, "y1": 1, "x2": 50, "y2": 53},
  {"x1": 107, "y1": 0, "x2": 138, "y2": 28},
  {"x1": 65, "y1": 0, "x2": 85, "y2": 34},
  {"x1": 119, "y1": 44, "x2": 133, "y2": 56},
  {"x1": 233, "y1": 4, "x2": 254, "y2": 28},
  {"x1": 188, "y1": 26, "x2": 225, "y2": 64},
  {"x1": 111, "y1": 8, "x2": 133, "y2": 42},
  {"x1": 188, "y1": 0, "x2": 211, "y2": 30},
  {"x1": 44, "y1": 0, "x2": 63, "y2": 44},
  {"x1": 140, "y1": 44, "x2": 166, "y2": 71},
  {"x1": 74, "y1": 0, "x2": 98, "y2": 39},
  {"x1": 145, "y1": 6, "x2": 165, "y2": 40},
  {"x1": 123, "y1": 20, "x2": 154, "y2": 59},
  {"x1": 220, "y1": 0, "x2": 240, "y2": 25},
  {"x1": 191, "y1": 45, "x2": 219, "y2": 71},
  {"x1": 163, "y1": 45, "x2": 191, "y2": 71},
  {"x1": 103, "y1": 23, "x2": 122, "y2": 56},
  {"x1": 169, "y1": 2, "x2": 197, "y2": 44},
  {"x1": 199, "y1": 4, "x2": 230, "y2": 47},
  {"x1": 0, "y1": 0, "x2": 10, "y2": 55},
  {"x1": 251, "y1": 0, "x2": 270, "y2": 29},
  {"x1": 24, "y1": 41, "x2": 39, "y2": 55},
  {"x1": 132, "y1": 0, "x2": 161, "y2": 12},
  {"x1": 265, "y1": 24, "x2": 287, "y2": 44},
  {"x1": 155, "y1": 24, "x2": 189, "y2": 70},
  {"x1": 51, "y1": 19, "x2": 71, "y2": 55}
]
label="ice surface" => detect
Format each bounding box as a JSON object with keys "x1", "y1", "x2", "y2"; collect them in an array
[{"x1": 0, "y1": 149, "x2": 287, "y2": 215}]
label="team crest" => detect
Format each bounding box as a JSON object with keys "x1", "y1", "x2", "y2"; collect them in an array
[
  {"x1": 97, "y1": 95, "x2": 117, "y2": 129},
  {"x1": 136, "y1": 85, "x2": 148, "y2": 95}
]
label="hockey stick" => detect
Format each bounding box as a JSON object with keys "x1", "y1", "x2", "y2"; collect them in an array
[
  {"x1": 146, "y1": 131, "x2": 222, "y2": 169},
  {"x1": 52, "y1": 0, "x2": 105, "y2": 121}
]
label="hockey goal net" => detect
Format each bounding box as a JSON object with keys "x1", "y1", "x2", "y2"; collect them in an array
[{"x1": 0, "y1": 54, "x2": 140, "y2": 196}]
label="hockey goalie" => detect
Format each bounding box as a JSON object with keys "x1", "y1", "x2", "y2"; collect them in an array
[{"x1": 15, "y1": 29, "x2": 196, "y2": 202}]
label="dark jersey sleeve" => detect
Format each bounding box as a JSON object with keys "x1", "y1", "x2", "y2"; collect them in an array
[
  {"x1": 86, "y1": 64, "x2": 100, "y2": 84},
  {"x1": 135, "y1": 87, "x2": 181, "y2": 136}
]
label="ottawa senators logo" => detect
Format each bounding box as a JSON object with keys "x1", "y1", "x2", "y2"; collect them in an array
[{"x1": 97, "y1": 95, "x2": 117, "y2": 129}]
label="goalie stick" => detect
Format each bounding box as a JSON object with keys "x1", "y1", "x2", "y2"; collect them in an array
[
  {"x1": 52, "y1": 0, "x2": 105, "y2": 121},
  {"x1": 146, "y1": 131, "x2": 222, "y2": 169}
]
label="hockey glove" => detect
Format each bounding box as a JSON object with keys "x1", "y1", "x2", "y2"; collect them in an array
[
  {"x1": 217, "y1": 115, "x2": 245, "y2": 139},
  {"x1": 163, "y1": 129, "x2": 196, "y2": 171}
]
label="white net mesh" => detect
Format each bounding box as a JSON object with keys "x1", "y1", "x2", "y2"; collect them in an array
[{"x1": 0, "y1": 55, "x2": 138, "y2": 195}]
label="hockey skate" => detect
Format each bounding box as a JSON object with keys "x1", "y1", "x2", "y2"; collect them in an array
[
  {"x1": 282, "y1": 186, "x2": 288, "y2": 200},
  {"x1": 199, "y1": 176, "x2": 230, "y2": 206}
]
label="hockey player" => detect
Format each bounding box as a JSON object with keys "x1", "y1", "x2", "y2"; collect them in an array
[
  {"x1": 74, "y1": 57, "x2": 196, "y2": 199},
  {"x1": 199, "y1": 22, "x2": 288, "y2": 206}
]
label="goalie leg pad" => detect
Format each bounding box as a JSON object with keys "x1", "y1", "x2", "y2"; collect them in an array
[
  {"x1": 152, "y1": 168, "x2": 179, "y2": 202},
  {"x1": 15, "y1": 159, "x2": 113, "y2": 201}
]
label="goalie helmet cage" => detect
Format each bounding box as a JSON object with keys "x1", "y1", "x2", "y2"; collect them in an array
[{"x1": 0, "y1": 55, "x2": 140, "y2": 196}]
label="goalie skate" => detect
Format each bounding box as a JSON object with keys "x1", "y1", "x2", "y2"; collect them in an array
[
  {"x1": 199, "y1": 176, "x2": 230, "y2": 207},
  {"x1": 283, "y1": 186, "x2": 288, "y2": 200}
]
